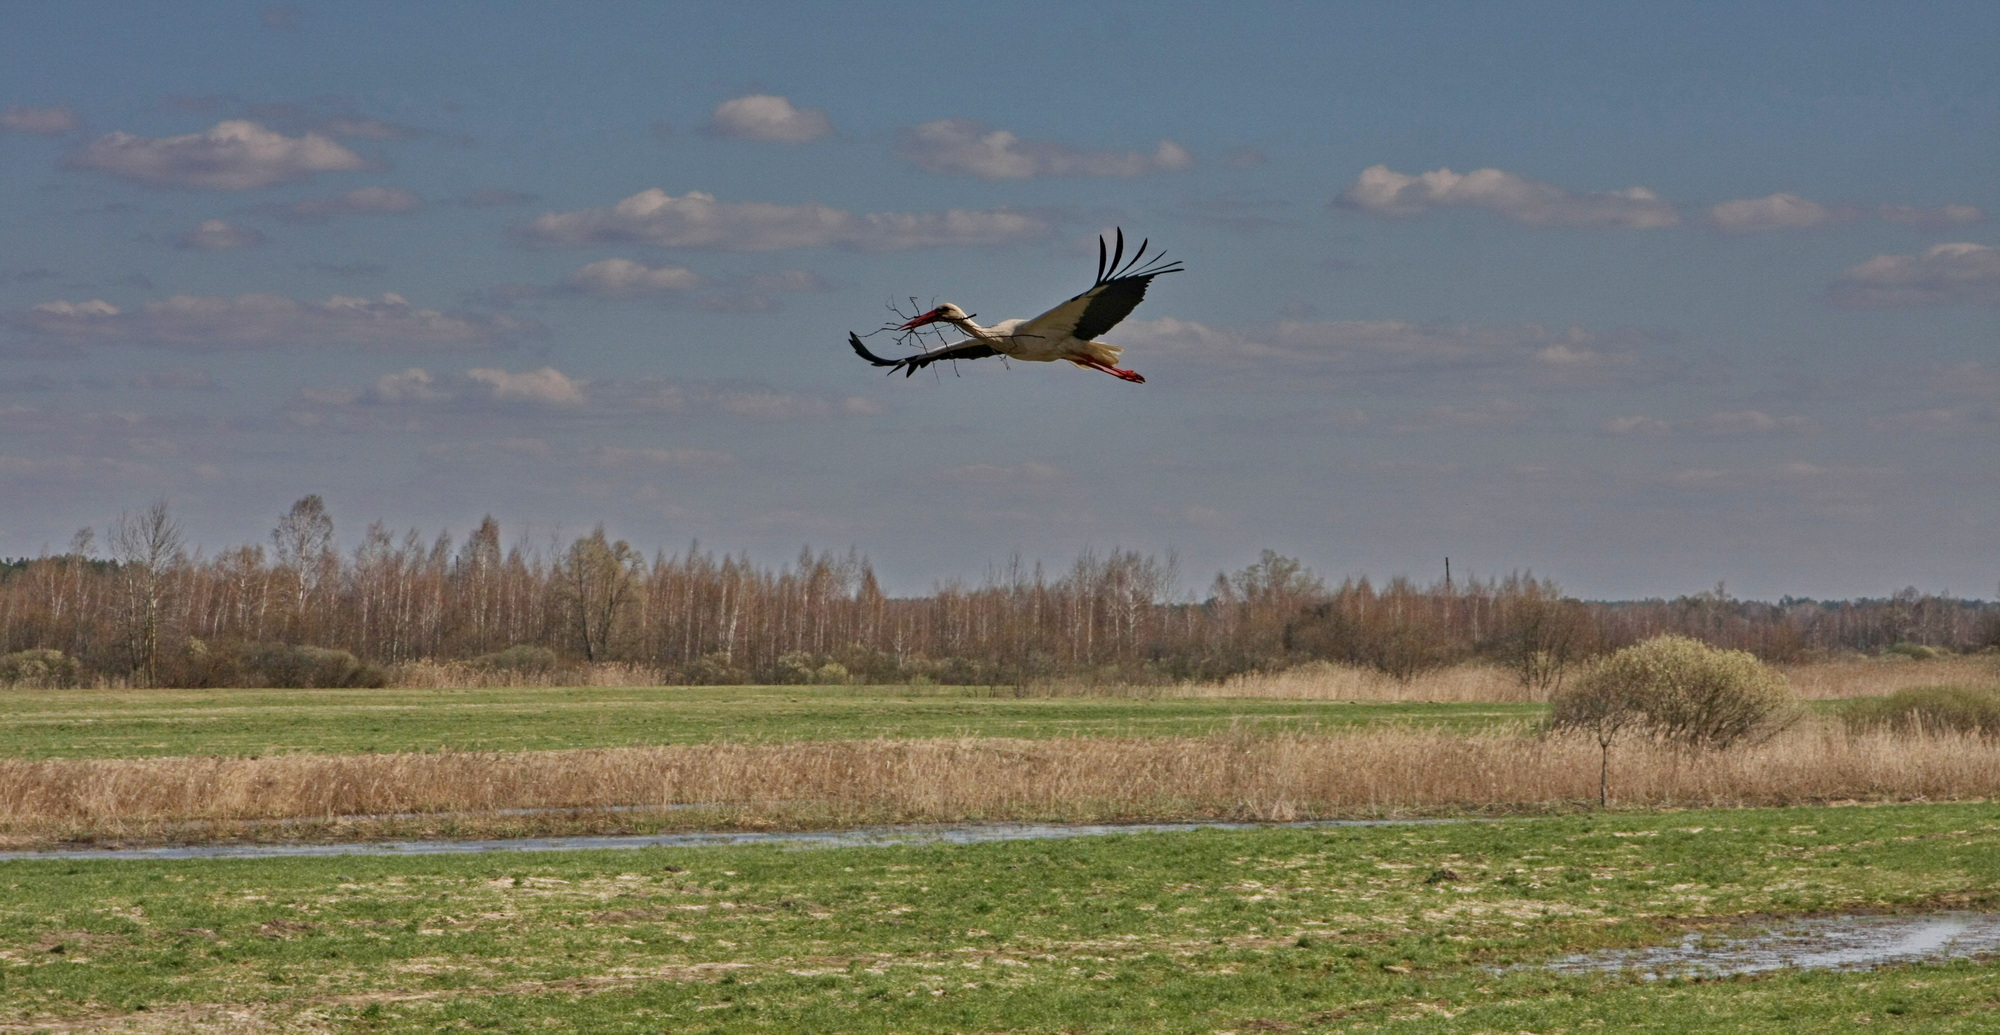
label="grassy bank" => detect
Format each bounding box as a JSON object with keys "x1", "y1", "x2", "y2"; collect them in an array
[
  {"x1": 2, "y1": 803, "x2": 1997, "y2": 1032},
  {"x1": 5, "y1": 725, "x2": 1998, "y2": 849}
]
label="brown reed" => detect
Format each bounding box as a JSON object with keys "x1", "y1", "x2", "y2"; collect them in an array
[
  {"x1": 1194, "y1": 662, "x2": 1536, "y2": 702},
  {"x1": 4, "y1": 725, "x2": 1995, "y2": 848},
  {"x1": 1776, "y1": 655, "x2": 2000, "y2": 700}
]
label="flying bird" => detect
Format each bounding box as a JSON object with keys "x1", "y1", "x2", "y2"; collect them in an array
[{"x1": 849, "y1": 229, "x2": 1182, "y2": 384}]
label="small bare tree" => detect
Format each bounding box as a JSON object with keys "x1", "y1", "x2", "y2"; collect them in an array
[
  {"x1": 110, "y1": 499, "x2": 185, "y2": 685},
  {"x1": 1547, "y1": 674, "x2": 1639, "y2": 807}
]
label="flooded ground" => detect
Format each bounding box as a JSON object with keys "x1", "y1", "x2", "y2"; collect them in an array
[
  {"x1": 1543, "y1": 912, "x2": 2000, "y2": 977},
  {"x1": 0, "y1": 816, "x2": 1467, "y2": 862}
]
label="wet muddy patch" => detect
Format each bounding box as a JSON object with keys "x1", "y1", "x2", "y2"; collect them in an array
[{"x1": 1543, "y1": 912, "x2": 2000, "y2": 978}]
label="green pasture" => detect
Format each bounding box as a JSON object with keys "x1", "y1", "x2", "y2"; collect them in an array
[
  {"x1": 2, "y1": 802, "x2": 1997, "y2": 1032},
  {"x1": 0, "y1": 685, "x2": 1541, "y2": 759}
]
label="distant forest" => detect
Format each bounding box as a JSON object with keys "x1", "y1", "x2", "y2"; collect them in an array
[{"x1": 2, "y1": 497, "x2": 1995, "y2": 688}]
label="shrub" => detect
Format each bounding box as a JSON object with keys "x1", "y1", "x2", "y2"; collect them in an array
[
  {"x1": 1844, "y1": 685, "x2": 2000, "y2": 738},
  {"x1": 472, "y1": 644, "x2": 560, "y2": 675},
  {"x1": 245, "y1": 644, "x2": 387, "y2": 689},
  {"x1": 0, "y1": 648, "x2": 81, "y2": 688},
  {"x1": 1883, "y1": 642, "x2": 1947, "y2": 661},
  {"x1": 1553, "y1": 635, "x2": 1797, "y2": 751}
]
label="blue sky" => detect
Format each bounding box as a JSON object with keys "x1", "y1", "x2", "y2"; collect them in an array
[{"x1": 2, "y1": 1, "x2": 1996, "y2": 599}]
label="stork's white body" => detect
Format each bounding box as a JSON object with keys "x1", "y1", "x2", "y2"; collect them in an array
[{"x1": 932, "y1": 310, "x2": 1126, "y2": 369}]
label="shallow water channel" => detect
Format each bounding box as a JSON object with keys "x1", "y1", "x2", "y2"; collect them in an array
[{"x1": 1542, "y1": 912, "x2": 2000, "y2": 978}]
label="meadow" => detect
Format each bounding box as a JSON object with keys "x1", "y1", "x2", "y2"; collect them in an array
[
  {"x1": 3, "y1": 803, "x2": 1999, "y2": 1032},
  {"x1": 3, "y1": 657, "x2": 1997, "y2": 1030},
  {"x1": 0, "y1": 683, "x2": 1536, "y2": 760}
]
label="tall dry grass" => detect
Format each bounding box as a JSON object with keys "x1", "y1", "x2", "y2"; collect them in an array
[
  {"x1": 1778, "y1": 655, "x2": 1999, "y2": 700},
  {"x1": 5, "y1": 725, "x2": 1997, "y2": 848},
  {"x1": 1190, "y1": 656, "x2": 2000, "y2": 704},
  {"x1": 1194, "y1": 662, "x2": 1534, "y2": 702}
]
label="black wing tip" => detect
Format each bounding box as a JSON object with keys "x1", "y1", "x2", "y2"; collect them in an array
[
  {"x1": 1095, "y1": 227, "x2": 1182, "y2": 284},
  {"x1": 848, "y1": 331, "x2": 902, "y2": 369}
]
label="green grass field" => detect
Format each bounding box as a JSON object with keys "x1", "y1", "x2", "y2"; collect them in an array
[
  {"x1": 0, "y1": 685, "x2": 1541, "y2": 758},
  {"x1": 3, "y1": 802, "x2": 1997, "y2": 1032}
]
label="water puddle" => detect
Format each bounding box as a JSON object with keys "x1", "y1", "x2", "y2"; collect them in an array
[
  {"x1": 0, "y1": 817, "x2": 1467, "y2": 862},
  {"x1": 1543, "y1": 912, "x2": 2000, "y2": 977}
]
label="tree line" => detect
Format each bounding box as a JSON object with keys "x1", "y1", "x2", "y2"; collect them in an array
[{"x1": 1, "y1": 497, "x2": 1994, "y2": 688}]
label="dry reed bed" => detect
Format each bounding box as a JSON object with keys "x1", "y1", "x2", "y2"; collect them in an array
[
  {"x1": 1197, "y1": 663, "x2": 1532, "y2": 702},
  {"x1": 1777, "y1": 656, "x2": 2000, "y2": 699},
  {"x1": 4, "y1": 726, "x2": 1997, "y2": 848}
]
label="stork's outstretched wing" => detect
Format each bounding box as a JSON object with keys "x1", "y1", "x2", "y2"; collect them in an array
[
  {"x1": 848, "y1": 332, "x2": 1001, "y2": 377},
  {"x1": 1019, "y1": 229, "x2": 1184, "y2": 343}
]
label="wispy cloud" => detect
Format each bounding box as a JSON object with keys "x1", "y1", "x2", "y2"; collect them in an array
[
  {"x1": 1, "y1": 104, "x2": 80, "y2": 135},
  {"x1": 1704, "y1": 193, "x2": 1985, "y2": 233},
  {"x1": 1122, "y1": 317, "x2": 1650, "y2": 380},
  {"x1": 1603, "y1": 410, "x2": 1822, "y2": 436},
  {"x1": 896, "y1": 119, "x2": 1192, "y2": 179},
  {"x1": 704, "y1": 94, "x2": 831, "y2": 143},
  {"x1": 175, "y1": 219, "x2": 266, "y2": 251},
  {"x1": 1828, "y1": 243, "x2": 2000, "y2": 308},
  {"x1": 64, "y1": 120, "x2": 368, "y2": 190},
  {"x1": 561, "y1": 258, "x2": 705, "y2": 298},
  {"x1": 1335, "y1": 164, "x2": 1679, "y2": 228},
  {"x1": 465, "y1": 366, "x2": 586, "y2": 406},
  {"x1": 1703, "y1": 193, "x2": 1847, "y2": 233},
  {"x1": 9, "y1": 293, "x2": 541, "y2": 352},
  {"x1": 513, "y1": 189, "x2": 1052, "y2": 251}
]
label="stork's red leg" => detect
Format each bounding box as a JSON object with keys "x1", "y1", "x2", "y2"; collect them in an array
[{"x1": 1072, "y1": 358, "x2": 1145, "y2": 384}]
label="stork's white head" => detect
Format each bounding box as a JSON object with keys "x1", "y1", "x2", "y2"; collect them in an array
[{"x1": 899, "y1": 302, "x2": 969, "y2": 331}]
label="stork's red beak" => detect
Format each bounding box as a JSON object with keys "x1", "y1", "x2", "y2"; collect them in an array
[{"x1": 899, "y1": 308, "x2": 947, "y2": 331}]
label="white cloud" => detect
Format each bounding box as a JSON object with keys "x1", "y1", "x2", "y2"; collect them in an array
[
  {"x1": 1122, "y1": 317, "x2": 1644, "y2": 374},
  {"x1": 896, "y1": 119, "x2": 1193, "y2": 179},
  {"x1": 705, "y1": 94, "x2": 831, "y2": 143},
  {"x1": 314, "y1": 116, "x2": 424, "y2": 141},
  {"x1": 1703, "y1": 194, "x2": 1985, "y2": 233},
  {"x1": 367, "y1": 367, "x2": 444, "y2": 403},
  {"x1": 1828, "y1": 242, "x2": 2000, "y2": 308},
  {"x1": 1600, "y1": 411, "x2": 1819, "y2": 436},
  {"x1": 10, "y1": 292, "x2": 541, "y2": 352},
  {"x1": 1868, "y1": 406, "x2": 1997, "y2": 433},
  {"x1": 1704, "y1": 193, "x2": 1846, "y2": 233},
  {"x1": 1, "y1": 104, "x2": 79, "y2": 135},
  {"x1": 562, "y1": 258, "x2": 705, "y2": 298},
  {"x1": 514, "y1": 189, "x2": 1051, "y2": 251},
  {"x1": 465, "y1": 366, "x2": 586, "y2": 406},
  {"x1": 175, "y1": 219, "x2": 266, "y2": 251},
  {"x1": 1689, "y1": 410, "x2": 1821, "y2": 435},
  {"x1": 64, "y1": 120, "x2": 367, "y2": 190},
  {"x1": 1602, "y1": 415, "x2": 1671, "y2": 436},
  {"x1": 1876, "y1": 203, "x2": 1985, "y2": 229},
  {"x1": 1335, "y1": 164, "x2": 1679, "y2": 228},
  {"x1": 267, "y1": 185, "x2": 421, "y2": 221}
]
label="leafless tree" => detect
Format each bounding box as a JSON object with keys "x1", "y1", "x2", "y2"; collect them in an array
[{"x1": 109, "y1": 499, "x2": 185, "y2": 685}]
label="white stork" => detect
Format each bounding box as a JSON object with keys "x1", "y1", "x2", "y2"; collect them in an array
[{"x1": 848, "y1": 229, "x2": 1182, "y2": 384}]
